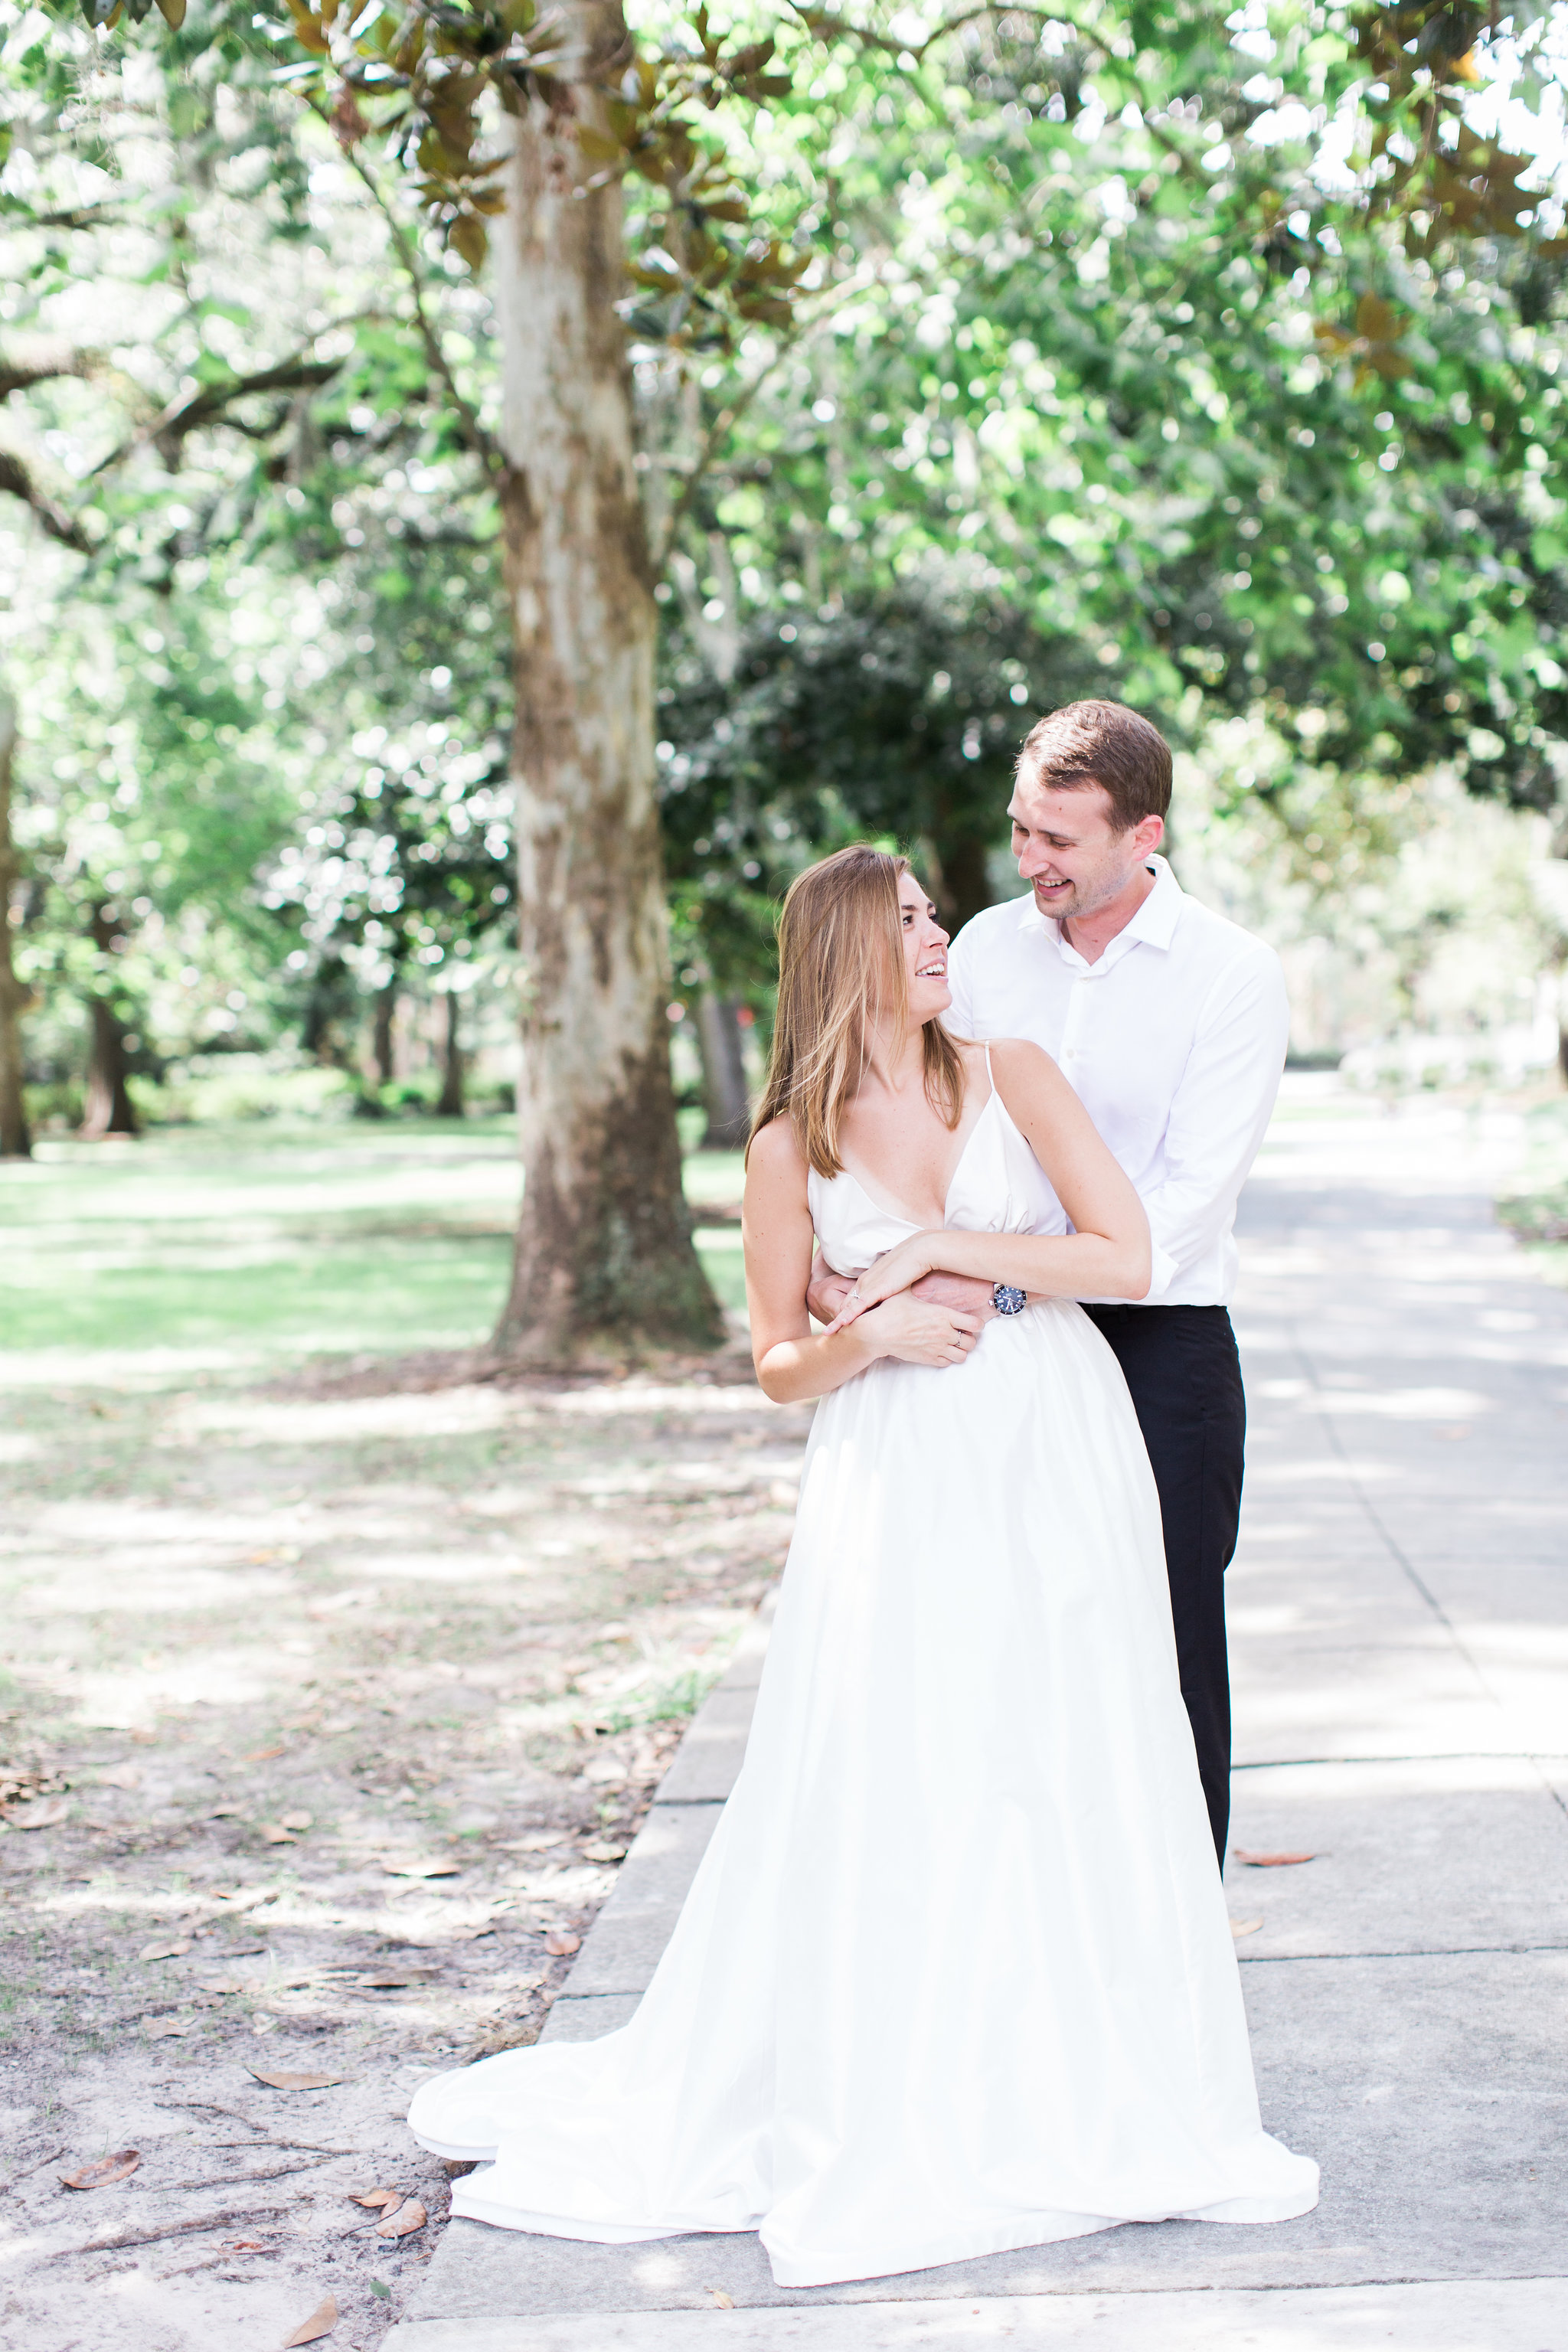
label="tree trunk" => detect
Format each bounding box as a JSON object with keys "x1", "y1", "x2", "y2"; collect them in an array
[
  {"x1": 437, "y1": 988, "x2": 465, "y2": 1119},
  {"x1": 490, "y1": 2, "x2": 721, "y2": 1361},
  {"x1": 0, "y1": 692, "x2": 32, "y2": 1159},
  {"x1": 371, "y1": 982, "x2": 397, "y2": 1090},
  {"x1": 923, "y1": 823, "x2": 995, "y2": 939},
  {"x1": 302, "y1": 953, "x2": 352, "y2": 1064},
  {"x1": 80, "y1": 903, "x2": 139, "y2": 1140},
  {"x1": 695, "y1": 993, "x2": 750, "y2": 1149}
]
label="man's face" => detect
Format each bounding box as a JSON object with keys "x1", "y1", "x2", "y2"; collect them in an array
[{"x1": 1007, "y1": 776, "x2": 1163, "y2": 926}]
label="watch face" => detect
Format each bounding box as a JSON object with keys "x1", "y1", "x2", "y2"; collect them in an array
[{"x1": 994, "y1": 1284, "x2": 1027, "y2": 1316}]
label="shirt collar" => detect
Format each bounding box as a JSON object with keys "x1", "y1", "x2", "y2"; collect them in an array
[{"x1": 1017, "y1": 854, "x2": 1184, "y2": 963}]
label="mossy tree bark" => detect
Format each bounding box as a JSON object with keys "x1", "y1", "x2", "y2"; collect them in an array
[{"x1": 489, "y1": 0, "x2": 721, "y2": 1361}]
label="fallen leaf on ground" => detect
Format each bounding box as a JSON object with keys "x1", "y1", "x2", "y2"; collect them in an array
[
  {"x1": 247, "y1": 2068, "x2": 345, "y2": 2091},
  {"x1": 1230, "y1": 1917, "x2": 1263, "y2": 1939},
  {"x1": 707, "y1": 2287, "x2": 736, "y2": 2308},
  {"x1": 60, "y1": 2149, "x2": 140, "y2": 2190},
  {"x1": 5, "y1": 1798, "x2": 70, "y2": 1831},
  {"x1": 208, "y1": 1806, "x2": 243, "y2": 1820},
  {"x1": 1233, "y1": 1850, "x2": 1317, "y2": 1867},
  {"x1": 283, "y1": 2292, "x2": 338, "y2": 2346},
  {"x1": 504, "y1": 1832, "x2": 570, "y2": 1853},
  {"x1": 376, "y1": 2197, "x2": 426, "y2": 2238},
  {"x1": 225, "y1": 2237, "x2": 268, "y2": 2252},
  {"x1": 349, "y1": 2187, "x2": 401, "y2": 2210},
  {"x1": 200, "y1": 1978, "x2": 244, "y2": 1994},
  {"x1": 144, "y1": 2019, "x2": 191, "y2": 2039},
  {"x1": 381, "y1": 1857, "x2": 460, "y2": 1880},
  {"x1": 95, "y1": 1766, "x2": 142, "y2": 1790},
  {"x1": 279, "y1": 1811, "x2": 313, "y2": 1831},
  {"x1": 139, "y1": 1939, "x2": 192, "y2": 1962},
  {"x1": 247, "y1": 1744, "x2": 286, "y2": 1763},
  {"x1": 259, "y1": 1825, "x2": 299, "y2": 1846},
  {"x1": 381, "y1": 1926, "x2": 485, "y2": 1948},
  {"x1": 581, "y1": 1843, "x2": 627, "y2": 1863},
  {"x1": 369, "y1": 2280, "x2": 392, "y2": 2301},
  {"x1": 544, "y1": 1929, "x2": 581, "y2": 1957}
]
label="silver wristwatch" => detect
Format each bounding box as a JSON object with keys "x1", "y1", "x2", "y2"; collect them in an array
[{"x1": 991, "y1": 1282, "x2": 1027, "y2": 1317}]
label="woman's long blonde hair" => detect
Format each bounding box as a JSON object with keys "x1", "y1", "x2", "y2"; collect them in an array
[{"x1": 747, "y1": 845, "x2": 965, "y2": 1178}]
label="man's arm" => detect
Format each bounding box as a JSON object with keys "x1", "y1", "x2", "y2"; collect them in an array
[
  {"x1": 805, "y1": 1259, "x2": 996, "y2": 1325},
  {"x1": 805, "y1": 1257, "x2": 854, "y2": 1326},
  {"x1": 1137, "y1": 948, "x2": 1290, "y2": 1302}
]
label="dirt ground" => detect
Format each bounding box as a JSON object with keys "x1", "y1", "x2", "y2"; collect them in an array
[{"x1": 0, "y1": 1342, "x2": 808, "y2": 2351}]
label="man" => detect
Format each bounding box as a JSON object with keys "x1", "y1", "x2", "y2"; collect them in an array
[{"x1": 808, "y1": 701, "x2": 1289, "y2": 1865}]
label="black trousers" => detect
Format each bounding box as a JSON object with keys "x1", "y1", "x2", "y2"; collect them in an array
[{"x1": 1080, "y1": 1303, "x2": 1244, "y2": 1867}]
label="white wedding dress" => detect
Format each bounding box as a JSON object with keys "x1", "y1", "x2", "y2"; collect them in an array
[{"x1": 408, "y1": 1071, "x2": 1318, "y2": 2285}]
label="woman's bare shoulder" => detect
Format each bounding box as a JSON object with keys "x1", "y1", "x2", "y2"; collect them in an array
[
  {"x1": 745, "y1": 1114, "x2": 808, "y2": 1184},
  {"x1": 984, "y1": 1037, "x2": 1063, "y2": 1084}
]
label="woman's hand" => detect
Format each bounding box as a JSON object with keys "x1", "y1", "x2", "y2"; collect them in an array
[
  {"x1": 820, "y1": 1232, "x2": 941, "y2": 1336},
  {"x1": 858, "y1": 1290, "x2": 983, "y2": 1369}
]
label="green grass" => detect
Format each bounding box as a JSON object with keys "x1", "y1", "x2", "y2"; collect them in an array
[
  {"x1": 1496, "y1": 1095, "x2": 1568, "y2": 1284},
  {"x1": 2, "y1": 1121, "x2": 749, "y2": 1370}
]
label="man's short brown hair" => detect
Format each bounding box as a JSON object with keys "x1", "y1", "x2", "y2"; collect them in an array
[{"x1": 1014, "y1": 700, "x2": 1172, "y2": 833}]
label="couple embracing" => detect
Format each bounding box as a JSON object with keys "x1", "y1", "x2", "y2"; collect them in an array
[{"x1": 410, "y1": 699, "x2": 1320, "y2": 2283}]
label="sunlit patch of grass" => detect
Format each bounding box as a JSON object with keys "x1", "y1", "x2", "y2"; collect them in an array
[
  {"x1": 693, "y1": 1227, "x2": 746, "y2": 1315},
  {"x1": 2, "y1": 1236, "x2": 517, "y2": 1357},
  {"x1": 2, "y1": 1120, "x2": 752, "y2": 1366},
  {"x1": 2, "y1": 1122, "x2": 522, "y2": 1367},
  {"x1": 593, "y1": 1665, "x2": 725, "y2": 1734}
]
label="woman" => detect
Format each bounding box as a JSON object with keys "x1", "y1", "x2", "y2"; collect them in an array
[{"x1": 407, "y1": 845, "x2": 1318, "y2": 2285}]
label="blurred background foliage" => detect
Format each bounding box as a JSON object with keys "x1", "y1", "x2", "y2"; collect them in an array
[{"x1": 4, "y1": 0, "x2": 1568, "y2": 1155}]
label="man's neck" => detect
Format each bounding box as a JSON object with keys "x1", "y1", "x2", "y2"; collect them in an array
[{"x1": 1060, "y1": 859, "x2": 1158, "y2": 967}]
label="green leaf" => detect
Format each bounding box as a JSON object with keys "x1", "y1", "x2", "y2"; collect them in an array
[
  {"x1": 447, "y1": 214, "x2": 488, "y2": 273},
  {"x1": 576, "y1": 127, "x2": 626, "y2": 165}
]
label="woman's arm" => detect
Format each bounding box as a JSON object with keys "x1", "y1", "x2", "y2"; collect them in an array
[
  {"x1": 744, "y1": 1119, "x2": 985, "y2": 1403},
  {"x1": 821, "y1": 1041, "x2": 1151, "y2": 1331}
]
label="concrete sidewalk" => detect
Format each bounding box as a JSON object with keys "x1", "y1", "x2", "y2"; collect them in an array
[{"x1": 389, "y1": 1086, "x2": 1568, "y2": 2350}]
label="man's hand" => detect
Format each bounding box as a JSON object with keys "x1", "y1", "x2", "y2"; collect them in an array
[
  {"x1": 806, "y1": 1266, "x2": 855, "y2": 1327},
  {"x1": 810, "y1": 1265, "x2": 998, "y2": 1328},
  {"x1": 911, "y1": 1270, "x2": 998, "y2": 1321}
]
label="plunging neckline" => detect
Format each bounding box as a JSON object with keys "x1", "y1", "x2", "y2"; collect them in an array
[{"x1": 837, "y1": 1084, "x2": 1003, "y2": 1233}]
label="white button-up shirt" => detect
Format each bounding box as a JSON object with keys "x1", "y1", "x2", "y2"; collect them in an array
[{"x1": 946, "y1": 857, "x2": 1289, "y2": 1307}]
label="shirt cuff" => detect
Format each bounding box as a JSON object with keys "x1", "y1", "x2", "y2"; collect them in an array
[{"x1": 1140, "y1": 1237, "x2": 1180, "y2": 1305}]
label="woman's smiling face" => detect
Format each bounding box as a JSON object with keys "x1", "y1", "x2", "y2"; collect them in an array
[{"x1": 898, "y1": 871, "x2": 951, "y2": 1025}]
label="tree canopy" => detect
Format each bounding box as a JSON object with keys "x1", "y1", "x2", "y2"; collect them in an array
[{"x1": 4, "y1": 0, "x2": 1568, "y2": 1172}]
